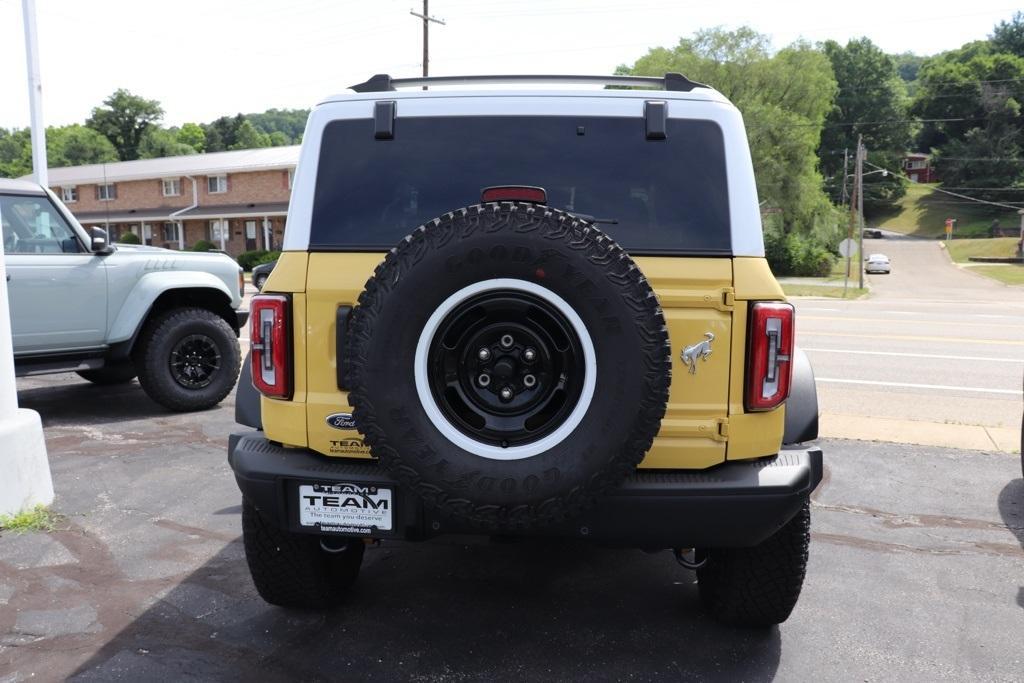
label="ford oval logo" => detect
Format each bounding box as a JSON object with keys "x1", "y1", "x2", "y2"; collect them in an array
[{"x1": 326, "y1": 412, "x2": 357, "y2": 430}]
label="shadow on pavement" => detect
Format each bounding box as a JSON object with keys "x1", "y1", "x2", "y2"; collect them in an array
[
  {"x1": 17, "y1": 379, "x2": 176, "y2": 427},
  {"x1": 997, "y1": 476, "x2": 1024, "y2": 609},
  {"x1": 70, "y1": 538, "x2": 782, "y2": 680}
]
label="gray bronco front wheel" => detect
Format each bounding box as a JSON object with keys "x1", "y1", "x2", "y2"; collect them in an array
[{"x1": 135, "y1": 306, "x2": 240, "y2": 412}]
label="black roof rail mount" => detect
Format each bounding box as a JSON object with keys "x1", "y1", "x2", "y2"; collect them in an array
[{"x1": 348, "y1": 73, "x2": 708, "y2": 94}]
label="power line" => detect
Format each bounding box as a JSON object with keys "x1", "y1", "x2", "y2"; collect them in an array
[{"x1": 863, "y1": 160, "x2": 1024, "y2": 211}]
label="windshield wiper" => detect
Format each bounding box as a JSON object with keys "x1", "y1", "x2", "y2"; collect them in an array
[{"x1": 568, "y1": 212, "x2": 619, "y2": 225}]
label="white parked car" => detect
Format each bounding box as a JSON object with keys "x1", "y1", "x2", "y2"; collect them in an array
[{"x1": 865, "y1": 253, "x2": 891, "y2": 274}]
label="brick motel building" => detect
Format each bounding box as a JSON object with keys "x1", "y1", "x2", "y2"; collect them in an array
[{"x1": 39, "y1": 146, "x2": 299, "y2": 257}]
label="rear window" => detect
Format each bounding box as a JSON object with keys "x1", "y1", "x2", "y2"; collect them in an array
[{"x1": 311, "y1": 115, "x2": 731, "y2": 254}]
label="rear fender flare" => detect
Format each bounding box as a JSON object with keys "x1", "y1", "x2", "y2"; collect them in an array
[{"x1": 783, "y1": 347, "x2": 819, "y2": 445}]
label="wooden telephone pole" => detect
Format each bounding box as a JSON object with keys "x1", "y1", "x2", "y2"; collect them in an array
[{"x1": 410, "y1": 1, "x2": 445, "y2": 86}]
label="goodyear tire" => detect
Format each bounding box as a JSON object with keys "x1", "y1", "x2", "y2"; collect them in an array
[
  {"x1": 345, "y1": 202, "x2": 671, "y2": 532},
  {"x1": 696, "y1": 501, "x2": 812, "y2": 627},
  {"x1": 242, "y1": 498, "x2": 364, "y2": 608}
]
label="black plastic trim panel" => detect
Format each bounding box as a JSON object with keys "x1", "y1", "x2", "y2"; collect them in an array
[{"x1": 228, "y1": 431, "x2": 822, "y2": 549}]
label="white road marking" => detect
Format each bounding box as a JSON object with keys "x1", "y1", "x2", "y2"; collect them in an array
[
  {"x1": 815, "y1": 377, "x2": 1023, "y2": 396},
  {"x1": 802, "y1": 348, "x2": 1024, "y2": 364},
  {"x1": 801, "y1": 315, "x2": 1024, "y2": 330},
  {"x1": 799, "y1": 331, "x2": 1024, "y2": 346}
]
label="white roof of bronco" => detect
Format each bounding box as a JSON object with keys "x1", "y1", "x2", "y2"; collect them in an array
[{"x1": 283, "y1": 75, "x2": 764, "y2": 257}]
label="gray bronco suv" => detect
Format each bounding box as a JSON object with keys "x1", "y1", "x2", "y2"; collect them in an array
[{"x1": 1, "y1": 178, "x2": 247, "y2": 411}]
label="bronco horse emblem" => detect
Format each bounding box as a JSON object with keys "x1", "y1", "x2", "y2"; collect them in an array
[{"x1": 681, "y1": 332, "x2": 715, "y2": 375}]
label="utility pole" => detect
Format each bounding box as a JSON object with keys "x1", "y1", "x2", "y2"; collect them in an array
[
  {"x1": 840, "y1": 148, "x2": 849, "y2": 207},
  {"x1": 856, "y1": 137, "x2": 865, "y2": 290},
  {"x1": 22, "y1": 0, "x2": 47, "y2": 187},
  {"x1": 845, "y1": 141, "x2": 860, "y2": 281},
  {"x1": 410, "y1": 1, "x2": 445, "y2": 88}
]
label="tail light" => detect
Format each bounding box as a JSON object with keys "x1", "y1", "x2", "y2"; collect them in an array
[
  {"x1": 250, "y1": 294, "x2": 291, "y2": 398},
  {"x1": 746, "y1": 302, "x2": 794, "y2": 412},
  {"x1": 481, "y1": 186, "x2": 547, "y2": 204}
]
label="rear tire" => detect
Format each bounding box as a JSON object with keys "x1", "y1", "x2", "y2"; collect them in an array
[
  {"x1": 242, "y1": 498, "x2": 365, "y2": 608},
  {"x1": 697, "y1": 501, "x2": 811, "y2": 627},
  {"x1": 135, "y1": 307, "x2": 240, "y2": 412},
  {"x1": 76, "y1": 364, "x2": 137, "y2": 385},
  {"x1": 254, "y1": 273, "x2": 268, "y2": 291}
]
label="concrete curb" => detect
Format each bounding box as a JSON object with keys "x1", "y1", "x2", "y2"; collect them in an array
[{"x1": 819, "y1": 413, "x2": 1020, "y2": 454}]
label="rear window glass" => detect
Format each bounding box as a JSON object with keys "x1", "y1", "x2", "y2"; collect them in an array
[{"x1": 311, "y1": 115, "x2": 730, "y2": 254}]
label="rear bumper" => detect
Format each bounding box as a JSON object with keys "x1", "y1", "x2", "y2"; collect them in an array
[
  {"x1": 235, "y1": 308, "x2": 250, "y2": 330},
  {"x1": 227, "y1": 432, "x2": 822, "y2": 549}
]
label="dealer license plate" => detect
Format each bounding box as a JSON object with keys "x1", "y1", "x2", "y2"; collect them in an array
[{"x1": 297, "y1": 483, "x2": 393, "y2": 534}]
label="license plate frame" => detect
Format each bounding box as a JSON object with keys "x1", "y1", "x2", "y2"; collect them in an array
[{"x1": 295, "y1": 482, "x2": 394, "y2": 536}]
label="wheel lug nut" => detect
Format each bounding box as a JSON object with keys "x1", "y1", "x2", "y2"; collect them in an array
[
  {"x1": 523, "y1": 347, "x2": 536, "y2": 362},
  {"x1": 477, "y1": 347, "x2": 491, "y2": 362},
  {"x1": 500, "y1": 386, "x2": 514, "y2": 401},
  {"x1": 500, "y1": 334, "x2": 514, "y2": 349},
  {"x1": 478, "y1": 374, "x2": 491, "y2": 387},
  {"x1": 523, "y1": 374, "x2": 536, "y2": 388}
]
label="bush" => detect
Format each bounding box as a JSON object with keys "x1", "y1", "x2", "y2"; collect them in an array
[
  {"x1": 116, "y1": 231, "x2": 141, "y2": 245},
  {"x1": 764, "y1": 227, "x2": 835, "y2": 277},
  {"x1": 237, "y1": 249, "x2": 270, "y2": 271},
  {"x1": 254, "y1": 250, "x2": 281, "y2": 266},
  {"x1": 191, "y1": 239, "x2": 215, "y2": 252}
]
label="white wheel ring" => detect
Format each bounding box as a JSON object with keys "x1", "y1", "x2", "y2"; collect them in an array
[{"x1": 413, "y1": 278, "x2": 597, "y2": 461}]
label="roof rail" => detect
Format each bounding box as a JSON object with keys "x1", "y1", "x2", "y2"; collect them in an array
[{"x1": 348, "y1": 73, "x2": 707, "y2": 94}]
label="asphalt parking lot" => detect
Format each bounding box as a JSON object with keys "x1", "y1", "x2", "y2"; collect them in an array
[{"x1": 1, "y1": 373, "x2": 1023, "y2": 682}]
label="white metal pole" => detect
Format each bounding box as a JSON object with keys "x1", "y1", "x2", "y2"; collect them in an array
[
  {"x1": 263, "y1": 216, "x2": 271, "y2": 251},
  {"x1": 22, "y1": 0, "x2": 47, "y2": 188},
  {"x1": 0, "y1": 217, "x2": 18, "y2": 418}
]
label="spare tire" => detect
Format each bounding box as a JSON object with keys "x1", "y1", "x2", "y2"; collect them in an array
[{"x1": 345, "y1": 202, "x2": 670, "y2": 531}]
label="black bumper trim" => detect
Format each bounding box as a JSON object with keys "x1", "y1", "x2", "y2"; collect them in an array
[
  {"x1": 227, "y1": 432, "x2": 822, "y2": 548},
  {"x1": 235, "y1": 309, "x2": 250, "y2": 331}
]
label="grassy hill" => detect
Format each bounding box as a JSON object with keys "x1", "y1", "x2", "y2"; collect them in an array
[
  {"x1": 945, "y1": 237, "x2": 1020, "y2": 262},
  {"x1": 871, "y1": 183, "x2": 1020, "y2": 238}
]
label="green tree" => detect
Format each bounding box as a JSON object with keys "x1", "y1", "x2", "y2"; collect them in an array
[
  {"x1": 0, "y1": 128, "x2": 32, "y2": 178},
  {"x1": 991, "y1": 11, "x2": 1024, "y2": 57},
  {"x1": 818, "y1": 39, "x2": 911, "y2": 214},
  {"x1": 86, "y1": 89, "x2": 164, "y2": 161},
  {"x1": 246, "y1": 108, "x2": 309, "y2": 142},
  {"x1": 177, "y1": 123, "x2": 206, "y2": 152},
  {"x1": 617, "y1": 28, "x2": 841, "y2": 243},
  {"x1": 46, "y1": 124, "x2": 118, "y2": 167},
  {"x1": 138, "y1": 126, "x2": 197, "y2": 159},
  {"x1": 268, "y1": 131, "x2": 291, "y2": 147},
  {"x1": 203, "y1": 114, "x2": 246, "y2": 152},
  {"x1": 229, "y1": 119, "x2": 271, "y2": 150}
]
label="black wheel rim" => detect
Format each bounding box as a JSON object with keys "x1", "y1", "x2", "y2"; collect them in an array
[
  {"x1": 169, "y1": 334, "x2": 222, "y2": 389},
  {"x1": 427, "y1": 290, "x2": 586, "y2": 448}
]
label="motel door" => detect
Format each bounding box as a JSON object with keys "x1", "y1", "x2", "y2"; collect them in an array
[{"x1": 245, "y1": 220, "x2": 257, "y2": 251}]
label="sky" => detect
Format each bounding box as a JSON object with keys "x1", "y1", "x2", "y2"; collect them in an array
[{"x1": 0, "y1": 0, "x2": 1020, "y2": 129}]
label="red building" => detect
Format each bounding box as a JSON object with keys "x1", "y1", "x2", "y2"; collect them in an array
[{"x1": 903, "y1": 153, "x2": 936, "y2": 183}]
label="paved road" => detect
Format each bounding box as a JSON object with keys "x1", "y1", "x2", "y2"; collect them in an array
[
  {"x1": 2, "y1": 375, "x2": 1023, "y2": 681},
  {"x1": 797, "y1": 238, "x2": 1024, "y2": 444}
]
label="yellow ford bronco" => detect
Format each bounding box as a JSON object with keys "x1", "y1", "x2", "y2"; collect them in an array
[{"x1": 229, "y1": 73, "x2": 822, "y2": 626}]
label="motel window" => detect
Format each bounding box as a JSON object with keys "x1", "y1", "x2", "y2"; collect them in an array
[
  {"x1": 208, "y1": 175, "x2": 228, "y2": 194},
  {"x1": 208, "y1": 219, "x2": 229, "y2": 242},
  {"x1": 162, "y1": 178, "x2": 182, "y2": 197},
  {"x1": 61, "y1": 186, "x2": 77, "y2": 203},
  {"x1": 96, "y1": 183, "x2": 116, "y2": 201},
  {"x1": 162, "y1": 222, "x2": 180, "y2": 242}
]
